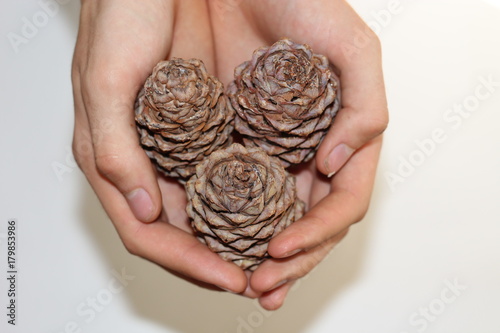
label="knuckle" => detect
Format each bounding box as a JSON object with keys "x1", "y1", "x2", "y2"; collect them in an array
[
  {"x1": 295, "y1": 262, "x2": 313, "y2": 278},
  {"x1": 351, "y1": 198, "x2": 370, "y2": 224},
  {"x1": 353, "y1": 205, "x2": 369, "y2": 224},
  {"x1": 71, "y1": 50, "x2": 82, "y2": 79},
  {"x1": 71, "y1": 134, "x2": 93, "y2": 173},
  {"x1": 369, "y1": 31, "x2": 382, "y2": 51},
  {"x1": 120, "y1": 223, "x2": 148, "y2": 257},
  {"x1": 264, "y1": 298, "x2": 284, "y2": 311},
  {"x1": 71, "y1": 140, "x2": 85, "y2": 168},
  {"x1": 363, "y1": 111, "x2": 389, "y2": 138},
  {"x1": 121, "y1": 234, "x2": 140, "y2": 256},
  {"x1": 94, "y1": 153, "x2": 126, "y2": 181},
  {"x1": 361, "y1": 26, "x2": 382, "y2": 52},
  {"x1": 341, "y1": 189, "x2": 370, "y2": 223},
  {"x1": 71, "y1": 63, "x2": 80, "y2": 84}
]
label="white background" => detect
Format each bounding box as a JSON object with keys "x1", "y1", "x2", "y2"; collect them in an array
[{"x1": 1, "y1": 0, "x2": 499, "y2": 332}]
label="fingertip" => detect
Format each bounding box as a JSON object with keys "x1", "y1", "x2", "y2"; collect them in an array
[
  {"x1": 232, "y1": 276, "x2": 249, "y2": 295},
  {"x1": 125, "y1": 157, "x2": 163, "y2": 223},
  {"x1": 218, "y1": 263, "x2": 248, "y2": 294},
  {"x1": 322, "y1": 143, "x2": 355, "y2": 176},
  {"x1": 94, "y1": 146, "x2": 163, "y2": 223},
  {"x1": 259, "y1": 297, "x2": 284, "y2": 311},
  {"x1": 240, "y1": 270, "x2": 261, "y2": 298},
  {"x1": 125, "y1": 187, "x2": 158, "y2": 223},
  {"x1": 258, "y1": 282, "x2": 294, "y2": 311},
  {"x1": 240, "y1": 283, "x2": 261, "y2": 299},
  {"x1": 267, "y1": 230, "x2": 304, "y2": 259}
]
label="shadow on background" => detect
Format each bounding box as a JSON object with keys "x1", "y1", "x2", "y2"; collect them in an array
[{"x1": 76, "y1": 174, "x2": 381, "y2": 333}]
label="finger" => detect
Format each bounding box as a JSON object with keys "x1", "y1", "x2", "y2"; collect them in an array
[
  {"x1": 74, "y1": 76, "x2": 247, "y2": 294},
  {"x1": 83, "y1": 72, "x2": 163, "y2": 223},
  {"x1": 75, "y1": 122, "x2": 246, "y2": 293},
  {"x1": 82, "y1": 150, "x2": 248, "y2": 293},
  {"x1": 130, "y1": 220, "x2": 248, "y2": 293},
  {"x1": 258, "y1": 280, "x2": 296, "y2": 311},
  {"x1": 242, "y1": 0, "x2": 388, "y2": 176},
  {"x1": 251, "y1": 232, "x2": 345, "y2": 295},
  {"x1": 314, "y1": 6, "x2": 388, "y2": 176},
  {"x1": 240, "y1": 270, "x2": 262, "y2": 299},
  {"x1": 207, "y1": 0, "x2": 270, "y2": 85},
  {"x1": 268, "y1": 136, "x2": 382, "y2": 258},
  {"x1": 170, "y1": 0, "x2": 215, "y2": 72},
  {"x1": 79, "y1": 1, "x2": 175, "y2": 222},
  {"x1": 72, "y1": 0, "x2": 248, "y2": 294},
  {"x1": 315, "y1": 67, "x2": 387, "y2": 176}
]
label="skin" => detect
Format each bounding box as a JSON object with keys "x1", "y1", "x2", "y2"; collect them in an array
[{"x1": 72, "y1": 0, "x2": 388, "y2": 311}]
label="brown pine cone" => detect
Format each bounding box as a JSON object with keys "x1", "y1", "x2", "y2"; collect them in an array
[
  {"x1": 135, "y1": 58, "x2": 234, "y2": 180},
  {"x1": 186, "y1": 143, "x2": 305, "y2": 270},
  {"x1": 227, "y1": 38, "x2": 340, "y2": 167}
]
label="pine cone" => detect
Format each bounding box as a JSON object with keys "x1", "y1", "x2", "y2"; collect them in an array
[
  {"x1": 186, "y1": 143, "x2": 305, "y2": 270},
  {"x1": 135, "y1": 58, "x2": 234, "y2": 180},
  {"x1": 227, "y1": 38, "x2": 341, "y2": 167}
]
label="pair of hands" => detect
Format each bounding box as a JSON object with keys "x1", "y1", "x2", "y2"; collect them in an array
[{"x1": 71, "y1": 0, "x2": 388, "y2": 310}]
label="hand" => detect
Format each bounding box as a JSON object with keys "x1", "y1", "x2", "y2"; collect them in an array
[
  {"x1": 208, "y1": 0, "x2": 388, "y2": 309},
  {"x1": 71, "y1": 0, "x2": 247, "y2": 293}
]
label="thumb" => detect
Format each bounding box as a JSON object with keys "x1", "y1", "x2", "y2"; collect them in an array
[
  {"x1": 316, "y1": 33, "x2": 388, "y2": 177},
  {"x1": 83, "y1": 74, "x2": 162, "y2": 223}
]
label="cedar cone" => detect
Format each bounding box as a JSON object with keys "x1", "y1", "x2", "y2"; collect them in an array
[
  {"x1": 186, "y1": 143, "x2": 305, "y2": 270},
  {"x1": 227, "y1": 38, "x2": 341, "y2": 167},
  {"x1": 135, "y1": 58, "x2": 234, "y2": 180}
]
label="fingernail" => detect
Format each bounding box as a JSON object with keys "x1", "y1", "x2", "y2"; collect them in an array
[
  {"x1": 282, "y1": 248, "x2": 302, "y2": 258},
  {"x1": 126, "y1": 188, "x2": 154, "y2": 222},
  {"x1": 325, "y1": 144, "x2": 355, "y2": 177},
  {"x1": 216, "y1": 285, "x2": 236, "y2": 294},
  {"x1": 269, "y1": 280, "x2": 288, "y2": 291}
]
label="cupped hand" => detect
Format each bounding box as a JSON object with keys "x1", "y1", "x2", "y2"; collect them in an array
[
  {"x1": 72, "y1": 0, "x2": 247, "y2": 293},
  {"x1": 208, "y1": 0, "x2": 388, "y2": 309}
]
